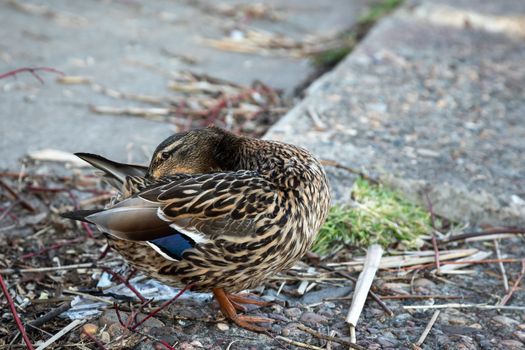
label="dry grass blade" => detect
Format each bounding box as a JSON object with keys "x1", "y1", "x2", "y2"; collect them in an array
[
  {"x1": 403, "y1": 304, "x2": 525, "y2": 311},
  {"x1": 346, "y1": 244, "x2": 383, "y2": 343},
  {"x1": 415, "y1": 310, "x2": 440, "y2": 347},
  {"x1": 329, "y1": 249, "x2": 477, "y2": 271},
  {"x1": 0, "y1": 262, "x2": 108, "y2": 275},
  {"x1": 494, "y1": 239, "x2": 509, "y2": 292},
  {"x1": 433, "y1": 250, "x2": 492, "y2": 274},
  {"x1": 35, "y1": 319, "x2": 85, "y2": 350},
  {"x1": 90, "y1": 106, "x2": 171, "y2": 118}
]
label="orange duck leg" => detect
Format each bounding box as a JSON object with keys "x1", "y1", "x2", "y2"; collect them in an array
[{"x1": 212, "y1": 288, "x2": 274, "y2": 332}]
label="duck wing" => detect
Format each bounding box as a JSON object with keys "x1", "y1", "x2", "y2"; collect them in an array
[{"x1": 64, "y1": 171, "x2": 281, "y2": 260}]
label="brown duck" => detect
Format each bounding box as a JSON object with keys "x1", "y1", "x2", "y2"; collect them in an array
[{"x1": 63, "y1": 126, "x2": 330, "y2": 331}]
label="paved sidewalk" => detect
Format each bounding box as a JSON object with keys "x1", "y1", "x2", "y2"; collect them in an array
[
  {"x1": 266, "y1": 0, "x2": 525, "y2": 225},
  {"x1": 0, "y1": 0, "x2": 371, "y2": 168}
]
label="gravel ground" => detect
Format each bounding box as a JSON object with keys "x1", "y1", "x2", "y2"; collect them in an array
[{"x1": 0, "y1": 162, "x2": 524, "y2": 350}]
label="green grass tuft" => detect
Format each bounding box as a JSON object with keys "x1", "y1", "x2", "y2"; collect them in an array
[
  {"x1": 358, "y1": 0, "x2": 403, "y2": 27},
  {"x1": 313, "y1": 178, "x2": 431, "y2": 255},
  {"x1": 312, "y1": 0, "x2": 403, "y2": 69}
]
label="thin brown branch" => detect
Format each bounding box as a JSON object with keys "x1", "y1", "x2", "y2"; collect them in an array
[
  {"x1": 81, "y1": 329, "x2": 107, "y2": 350},
  {"x1": 431, "y1": 235, "x2": 441, "y2": 274},
  {"x1": 498, "y1": 259, "x2": 525, "y2": 306},
  {"x1": 320, "y1": 160, "x2": 379, "y2": 184},
  {"x1": 274, "y1": 336, "x2": 325, "y2": 350},
  {"x1": 27, "y1": 302, "x2": 71, "y2": 330},
  {"x1": 130, "y1": 283, "x2": 194, "y2": 330},
  {"x1": 423, "y1": 190, "x2": 437, "y2": 230},
  {"x1": 0, "y1": 203, "x2": 19, "y2": 222},
  {"x1": 441, "y1": 228, "x2": 525, "y2": 243},
  {"x1": 296, "y1": 324, "x2": 365, "y2": 349},
  {"x1": 0, "y1": 274, "x2": 35, "y2": 350},
  {"x1": 0, "y1": 179, "x2": 36, "y2": 212},
  {"x1": 399, "y1": 258, "x2": 523, "y2": 272},
  {"x1": 0, "y1": 67, "x2": 64, "y2": 83},
  {"x1": 20, "y1": 238, "x2": 84, "y2": 259},
  {"x1": 102, "y1": 268, "x2": 146, "y2": 302},
  {"x1": 379, "y1": 294, "x2": 465, "y2": 300}
]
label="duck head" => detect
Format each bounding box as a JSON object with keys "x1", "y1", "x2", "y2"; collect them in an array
[{"x1": 147, "y1": 126, "x2": 240, "y2": 179}]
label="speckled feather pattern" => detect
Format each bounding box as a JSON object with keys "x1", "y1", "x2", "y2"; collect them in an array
[{"x1": 105, "y1": 137, "x2": 330, "y2": 293}]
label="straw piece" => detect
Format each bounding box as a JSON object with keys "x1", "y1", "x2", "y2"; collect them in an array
[{"x1": 346, "y1": 244, "x2": 383, "y2": 340}]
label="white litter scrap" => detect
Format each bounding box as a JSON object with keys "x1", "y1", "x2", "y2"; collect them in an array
[
  {"x1": 28, "y1": 149, "x2": 89, "y2": 167},
  {"x1": 62, "y1": 276, "x2": 212, "y2": 320},
  {"x1": 62, "y1": 296, "x2": 109, "y2": 320},
  {"x1": 105, "y1": 277, "x2": 212, "y2": 302}
]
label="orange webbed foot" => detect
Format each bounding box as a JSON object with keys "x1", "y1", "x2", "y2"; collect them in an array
[{"x1": 212, "y1": 288, "x2": 274, "y2": 332}]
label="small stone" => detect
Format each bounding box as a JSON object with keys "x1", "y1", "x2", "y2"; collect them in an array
[
  {"x1": 381, "y1": 282, "x2": 410, "y2": 295},
  {"x1": 469, "y1": 323, "x2": 483, "y2": 329},
  {"x1": 449, "y1": 316, "x2": 468, "y2": 326},
  {"x1": 271, "y1": 304, "x2": 283, "y2": 313},
  {"x1": 190, "y1": 340, "x2": 203, "y2": 347},
  {"x1": 178, "y1": 342, "x2": 196, "y2": 350},
  {"x1": 493, "y1": 316, "x2": 520, "y2": 327},
  {"x1": 284, "y1": 307, "x2": 301, "y2": 319},
  {"x1": 455, "y1": 335, "x2": 477, "y2": 350},
  {"x1": 500, "y1": 339, "x2": 524, "y2": 349},
  {"x1": 268, "y1": 313, "x2": 291, "y2": 322},
  {"x1": 100, "y1": 331, "x2": 110, "y2": 343},
  {"x1": 107, "y1": 323, "x2": 129, "y2": 339},
  {"x1": 367, "y1": 327, "x2": 380, "y2": 334},
  {"x1": 300, "y1": 312, "x2": 328, "y2": 325},
  {"x1": 281, "y1": 323, "x2": 303, "y2": 337},
  {"x1": 81, "y1": 323, "x2": 98, "y2": 336},
  {"x1": 518, "y1": 324, "x2": 525, "y2": 330},
  {"x1": 412, "y1": 278, "x2": 436, "y2": 288},
  {"x1": 216, "y1": 323, "x2": 229, "y2": 331},
  {"x1": 377, "y1": 334, "x2": 398, "y2": 347},
  {"x1": 515, "y1": 332, "x2": 525, "y2": 342},
  {"x1": 393, "y1": 313, "x2": 412, "y2": 327},
  {"x1": 324, "y1": 301, "x2": 336, "y2": 308}
]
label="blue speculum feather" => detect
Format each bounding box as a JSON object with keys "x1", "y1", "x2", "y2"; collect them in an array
[{"x1": 149, "y1": 232, "x2": 195, "y2": 260}]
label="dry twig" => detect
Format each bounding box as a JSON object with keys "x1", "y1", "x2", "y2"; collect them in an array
[
  {"x1": 441, "y1": 228, "x2": 525, "y2": 243},
  {"x1": 498, "y1": 259, "x2": 525, "y2": 306},
  {"x1": 0, "y1": 274, "x2": 34, "y2": 349},
  {"x1": 431, "y1": 234, "x2": 441, "y2": 274},
  {"x1": 0, "y1": 66, "x2": 63, "y2": 83},
  {"x1": 0, "y1": 178, "x2": 36, "y2": 212},
  {"x1": 27, "y1": 302, "x2": 72, "y2": 329},
  {"x1": 296, "y1": 324, "x2": 365, "y2": 349},
  {"x1": 274, "y1": 336, "x2": 325, "y2": 350}
]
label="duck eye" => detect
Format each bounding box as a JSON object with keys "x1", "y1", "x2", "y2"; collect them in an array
[{"x1": 161, "y1": 151, "x2": 170, "y2": 160}]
